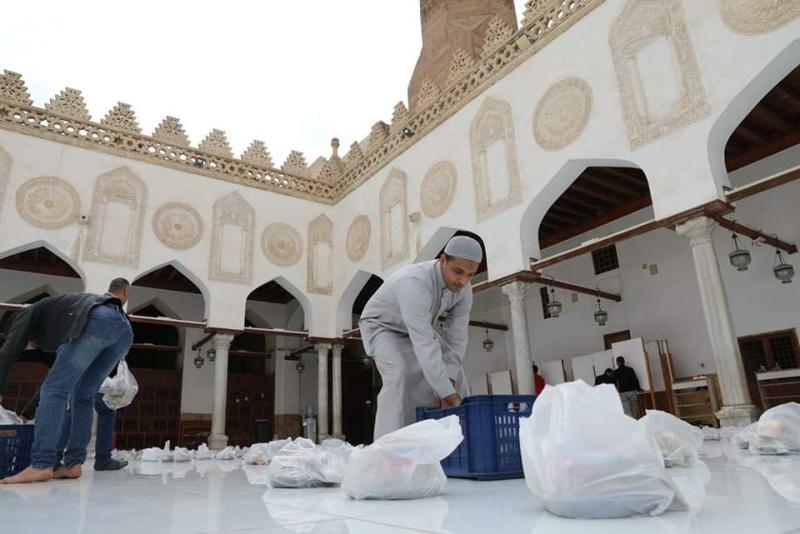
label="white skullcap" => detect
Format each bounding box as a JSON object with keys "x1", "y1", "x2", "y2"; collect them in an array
[{"x1": 444, "y1": 236, "x2": 483, "y2": 263}]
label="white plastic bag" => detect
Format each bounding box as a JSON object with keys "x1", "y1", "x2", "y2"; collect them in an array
[
  {"x1": 100, "y1": 361, "x2": 139, "y2": 410},
  {"x1": 750, "y1": 402, "x2": 800, "y2": 455},
  {"x1": 641, "y1": 410, "x2": 704, "y2": 467},
  {"x1": 244, "y1": 439, "x2": 293, "y2": 465},
  {"x1": 215, "y1": 446, "x2": 237, "y2": 460},
  {"x1": 734, "y1": 423, "x2": 758, "y2": 450},
  {"x1": 267, "y1": 438, "x2": 325, "y2": 488},
  {"x1": 341, "y1": 415, "x2": 463, "y2": 500},
  {"x1": 701, "y1": 426, "x2": 720, "y2": 441},
  {"x1": 519, "y1": 381, "x2": 687, "y2": 519},
  {"x1": 0, "y1": 404, "x2": 24, "y2": 425},
  {"x1": 195, "y1": 443, "x2": 214, "y2": 460},
  {"x1": 318, "y1": 438, "x2": 356, "y2": 484},
  {"x1": 173, "y1": 447, "x2": 193, "y2": 462}
]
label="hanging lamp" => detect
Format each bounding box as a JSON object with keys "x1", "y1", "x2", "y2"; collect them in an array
[{"x1": 728, "y1": 221, "x2": 751, "y2": 272}]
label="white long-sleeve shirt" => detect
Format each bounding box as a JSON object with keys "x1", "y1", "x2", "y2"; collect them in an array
[{"x1": 358, "y1": 260, "x2": 473, "y2": 398}]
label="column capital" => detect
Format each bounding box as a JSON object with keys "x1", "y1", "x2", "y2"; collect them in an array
[
  {"x1": 331, "y1": 343, "x2": 344, "y2": 355},
  {"x1": 212, "y1": 333, "x2": 235, "y2": 351},
  {"x1": 315, "y1": 342, "x2": 332, "y2": 354},
  {"x1": 675, "y1": 216, "x2": 716, "y2": 245},
  {"x1": 501, "y1": 280, "x2": 528, "y2": 302}
]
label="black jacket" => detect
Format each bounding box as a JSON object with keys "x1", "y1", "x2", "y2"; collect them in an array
[
  {"x1": 0, "y1": 292, "x2": 122, "y2": 394},
  {"x1": 613, "y1": 365, "x2": 641, "y2": 393}
]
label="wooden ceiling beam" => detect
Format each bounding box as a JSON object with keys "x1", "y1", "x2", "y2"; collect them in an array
[
  {"x1": 726, "y1": 165, "x2": 800, "y2": 202},
  {"x1": 569, "y1": 182, "x2": 627, "y2": 204},
  {"x1": 547, "y1": 204, "x2": 587, "y2": 220},
  {"x1": 592, "y1": 167, "x2": 650, "y2": 191},
  {"x1": 714, "y1": 216, "x2": 797, "y2": 254},
  {"x1": 579, "y1": 173, "x2": 641, "y2": 198},
  {"x1": 751, "y1": 105, "x2": 797, "y2": 134},
  {"x1": 770, "y1": 86, "x2": 800, "y2": 114},
  {"x1": 736, "y1": 123, "x2": 768, "y2": 144}
]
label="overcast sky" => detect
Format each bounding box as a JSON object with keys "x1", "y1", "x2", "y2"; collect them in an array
[{"x1": 2, "y1": 1, "x2": 528, "y2": 164}]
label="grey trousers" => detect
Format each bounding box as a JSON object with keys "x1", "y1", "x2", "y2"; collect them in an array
[
  {"x1": 619, "y1": 391, "x2": 640, "y2": 419},
  {"x1": 369, "y1": 330, "x2": 468, "y2": 440}
]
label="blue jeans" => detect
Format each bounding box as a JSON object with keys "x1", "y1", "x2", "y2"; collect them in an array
[
  {"x1": 30, "y1": 305, "x2": 133, "y2": 469},
  {"x1": 55, "y1": 394, "x2": 117, "y2": 467}
]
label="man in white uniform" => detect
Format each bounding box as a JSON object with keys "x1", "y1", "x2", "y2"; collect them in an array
[{"x1": 359, "y1": 236, "x2": 482, "y2": 439}]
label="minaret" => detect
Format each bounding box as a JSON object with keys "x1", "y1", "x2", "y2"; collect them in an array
[{"x1": 408, "y1": 0, "x2": 517, "y2": 111}]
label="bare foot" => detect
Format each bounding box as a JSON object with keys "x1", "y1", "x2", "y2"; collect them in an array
[
  {"x1": 0, "y1": 466, "x2": 53, "y2": 484},
  {"x1": 53, "y1": 464, "x2": 82, "y2": 480}
]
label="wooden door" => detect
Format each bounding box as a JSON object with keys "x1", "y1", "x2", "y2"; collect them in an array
[
  {"x1": 604, "y1": 330, "x2": 631, "y2": 350},
  {"x1": 738, "y1": 329, "x2": 800, "y2": 409}
]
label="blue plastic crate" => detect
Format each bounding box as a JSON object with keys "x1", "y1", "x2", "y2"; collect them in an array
[
  {"x1": 416, "y1": 394, "x2": 536, "y2": 480},
  {"x1": 0, "y1": 425, "x2": 34, "y2": 479}
]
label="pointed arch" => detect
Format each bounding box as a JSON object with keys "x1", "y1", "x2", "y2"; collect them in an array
[
  {"x1": 707, "y1": 40, "x2": 800, "y2": 189},
  {"x1": 0, "y1": 239, "x2": 87, "y2": 286},
  {"x1": 248, "y1": 275, "x2": 312, "y2": 331},
  {"x1": 519, "y1": 159, "x2": 651, "y2": 259},
  {"x1": 336, "y1": 270, "x2": 384, "y2": 331},
  {"x1": 209, "y1": 191, "x2": 255, "y2": 284},
  {"x1": 132, "y1": 259, "x2": 210, "y2": 320}
]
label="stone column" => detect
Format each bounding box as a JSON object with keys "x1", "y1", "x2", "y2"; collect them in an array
[
  {"x1": 209, "y1": 333, "x2": 234, "y2": 449},
  {"x1": 316, "y1": 343, "x2": 332, "y2": 442},
  {"x1": 501, "y1": 281, "x2": 535, "y2": 395},
  {"x1": 332, "y1": 343, "x2": 344, "y2": 439},
  {"x1": 675, "y1": 216, "x2": 758, "y2": 426}
]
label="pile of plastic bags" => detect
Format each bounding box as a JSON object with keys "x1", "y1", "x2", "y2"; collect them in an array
[
  {"x1": 748, "y1": 402, "x2": 800, "y2": 455},
  {"x1": 244, "y1": 439, "x2": 292, "y2": 465},
  {"x1": 267, "y1": 438, "x2": 355, "y2": 488},
  {"x1": 341, "y1": 415, "x2": 463, "y2": 500},
  {"x1": 640, "y1": 410, "x2": 704, "y2": 467},
  {"x1": 519, "y1": 381, "x2": 687, "y2": 519},
  {"x1": 99, "y1": 360, "x2": 139, "y2": 409}
]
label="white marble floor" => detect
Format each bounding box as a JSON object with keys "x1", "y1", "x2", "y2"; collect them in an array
[{"x1": 2, "y1": 443, "x2": 799, "y2": 534}]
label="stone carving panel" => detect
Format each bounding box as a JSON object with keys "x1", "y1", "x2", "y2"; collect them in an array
[
  {"x1": 84, "y1": 167, "x2": 147, "y2": 267},
  {"x1": 0, "y1": 145, "x2": 11, "y2": 217},
  {"x1": 470, "y1": 97, "x2": 522, "y2": 222},
  {"x1": 420, "y1": 162, "x2": 457, "y2": 218},
  {"x1": 16, "y1": 176, "x2": 80, "y2": 229},
  {"x1": 610, "y1": 0, "x2": 710, "y2": 149},
  {"x1": 152, "y1": 202, "x2": 203, "y2": 250},
  {"x1": 346, "y1": 215, "x2": 371, "y2": 262},
  {"x1": 533, "y1": 77, "x2": 593, "y2": 150},
  {"x1": 261, "y1": 222, "x2": 303, "y2": 267},
  {"x1": 307, "y1": 214, "x2": 334, "y2": 295},
  {"x1": 209, "y1": 192, "x2": 254, "y2": 284},
  {"x1": 380, "y1": 169, "x2": 409, "y2": 268},
  {"x1": 721, "y1": 0, "x2": 800, "y2": 34}
]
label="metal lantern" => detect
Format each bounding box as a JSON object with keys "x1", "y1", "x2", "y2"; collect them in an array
[
  {"x1": 296, "y1": 361, "x2": 306, "y2": 374},
  {"x1": 207, "y1": 347, "x2": 216, "y2": 362},
  {"x1": 545, "y1": 285, "x2": 562, "y2": 317},
  {"x1": 594, "y1": 298, "x2": 608, "y2": 326},
  {"x1": 774, "y1": 250, "x2": 795, "y2": 284},
  {"x1": 729, "y1": 231, "x2": 751, "y2": 272},
  {"x1": 194, "y1": 351, "x2": 205, "y2": 369},
  {"x1": 482, "y1": 329, "x2": 494, "y2": 352}
]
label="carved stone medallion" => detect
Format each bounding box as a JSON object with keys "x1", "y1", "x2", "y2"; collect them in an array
[
  {"x1": 420, "y1": 162, "x2": 457, "y2": 218},
  {"x1": 262, "y1": 223, "x2": 303, "y2": 267},
  {"x1": 346, "y1": 215, "x2": 371, "y2": 262},
  {"x1": 152, "y1": 202, "x2": 203, "y2": 249},
  {"x1": 721, "y1": 0, "x2": 800, "y2": 34},
  {"x1": 533, "y1": 77, "x2": 593, "y2": 150},
  {"x1": 16, "y1": 176, "x2": 80, "y2": 229}
]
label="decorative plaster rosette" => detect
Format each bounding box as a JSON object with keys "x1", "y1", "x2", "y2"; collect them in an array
[
  {"x1": 346, "y1": 215, "x2": 371, "y2": 262},
  {"x1": 152, "y1": 202, "x2": 203, "y2": 249},
  {"x1": 262, "y1": 223, "x2": 303, "y2": 267},
  {"x1": 420, "y1": 162, "x2": 457, "y2": 218},
  {"x1": 16, "y1": 176, "x2": 80, "y2": 229},
  {"x1": 533, "y1": 77, "x2": 593, "y2": 150}
]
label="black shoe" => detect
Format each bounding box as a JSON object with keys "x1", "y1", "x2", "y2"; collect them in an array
[{"x1": 94, "y1": 459, "x2": 128, "y2": 471}]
